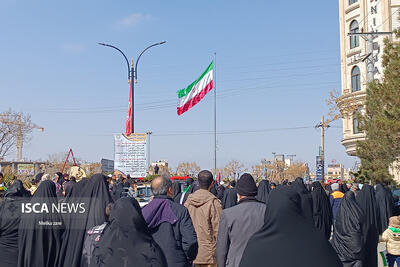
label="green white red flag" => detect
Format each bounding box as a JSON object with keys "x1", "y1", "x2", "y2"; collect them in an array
[{"x1": 177, "y1": 61, "x2": 214, "y2": 115}]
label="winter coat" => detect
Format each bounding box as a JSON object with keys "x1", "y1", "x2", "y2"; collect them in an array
[
  {"x1": 216, "y1": 197, "x2": 266, "y2": 267},
  {"x1": 142, "y1": 195, "x2": 198, "y2": 267},
  {"x1": 382, "y1": 228, "x2": 400, "y2": 256},
  {"x1": 184, "y1": 189, "x2": 222, "y2": 265},
  {"x1": 330, "y1": 191, "x2": 344, "y2": 221}
]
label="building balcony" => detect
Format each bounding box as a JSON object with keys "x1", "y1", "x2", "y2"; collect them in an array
[
  {"x1": 337, "y1": 89, "x2": 366, "y2": 110},
  {"x1": 342, "y1": 133, "x2": 366, "y2": 156}
]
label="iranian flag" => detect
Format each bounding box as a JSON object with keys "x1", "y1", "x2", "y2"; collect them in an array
[{"x1": 177, "y1": 61, "x2": 214, "y2": 115}]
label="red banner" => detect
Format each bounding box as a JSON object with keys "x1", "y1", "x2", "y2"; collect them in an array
[{"x1": 125, "y1": 80, "x2": 133, "y2": 135}]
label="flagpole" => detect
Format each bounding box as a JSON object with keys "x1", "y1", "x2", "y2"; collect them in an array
[{"x1": 214, "y1": 52, "x2": 217, "y2": 181}]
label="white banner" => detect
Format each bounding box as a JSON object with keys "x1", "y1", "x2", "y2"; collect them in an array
[{"x1": 114, "y1": 133, "x2": 147, "y2": 178}]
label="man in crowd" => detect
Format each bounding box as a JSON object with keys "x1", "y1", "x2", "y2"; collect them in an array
[
  {"x1": 329, "y1": 182, "x2": 344, "y2": 224},
  {"x1": 185, "y1": 170, "x2": 222, "y2": 267},
  {"x1": 217, "y1": 173, "x2": 266, "y2": 267},
  {"x1": 127, "y1": 178, "x2": 138, "y2": 198},
  {"x1": 154, "y1": 164, "x2": 159, "y2": 175},
  {"x1": 142, "y1": 175, "x2": 198, "y2": 267}
]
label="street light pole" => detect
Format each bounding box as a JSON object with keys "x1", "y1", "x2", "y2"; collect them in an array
[{"x1": 99, "y1": 41, "x2": 166, "y2": 134}]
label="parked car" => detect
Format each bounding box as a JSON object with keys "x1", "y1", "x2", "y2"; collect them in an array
[{"x1": 136, "y1": 184, "x2": 152, "y2": 207}]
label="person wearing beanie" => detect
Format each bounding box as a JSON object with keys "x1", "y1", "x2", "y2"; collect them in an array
[
  {"x1": 216, "y1": 173, "x2": 266, "y2": 267},
  {"x1": 329, "y1": 183, "x2": 344, "y2": 224},
  {"x1": 382, "y1": 216, "x2": 400, "y2": 267}
]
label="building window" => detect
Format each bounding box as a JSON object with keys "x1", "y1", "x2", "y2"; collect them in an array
[
  {"x1": 349, "y1": 0, "x2": 358, "y2": 5},
  {"x1": 353, "y1": 108, "x2": 362, "y2": 134},
  {"x1": 351, "y1": 66, "x2": 361, "y2": 92},
  {"x1": 350, "y1": 20, "x2": 359, "y2": 49}
]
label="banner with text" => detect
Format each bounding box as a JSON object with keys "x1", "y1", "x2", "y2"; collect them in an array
[{"x1": 114, "y1": 133, "x2": 147, "y2": 178}]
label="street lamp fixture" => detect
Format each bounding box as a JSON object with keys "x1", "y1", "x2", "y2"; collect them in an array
[{"x1": 98, "y1": 41, "x2": 166, "y2": 134}]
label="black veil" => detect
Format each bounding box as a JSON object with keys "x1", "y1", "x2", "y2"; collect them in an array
[{"x1": 239, "y1": 186, "x2": 342, "y2": 267}]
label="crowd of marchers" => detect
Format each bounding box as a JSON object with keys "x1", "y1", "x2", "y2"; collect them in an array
[{"x1": 0, "y1": 171, "x2": 399, "y2": 267}]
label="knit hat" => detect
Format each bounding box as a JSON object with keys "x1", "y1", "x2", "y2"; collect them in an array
[
  {"x1": 389, "y1": 216, "x2": 400, "y2": 228},
  {"x1": 331, "y1": 183, "x2": 339, "y2": 191},
  {"x1": 236, "y1": 173, "x2": 258, "y2": 197}
]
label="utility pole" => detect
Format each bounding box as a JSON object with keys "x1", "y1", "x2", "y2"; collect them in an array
[
  {"x1": 316, "y1": 116, "x2": 329, "y2": 181},
  {"x1": 348, "y1": 32, "x2": 392, "y2": 82}
]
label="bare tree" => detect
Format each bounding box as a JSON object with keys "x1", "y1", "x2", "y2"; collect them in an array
[
  {"x1": 251, "y1": 159, "x2": 308, "y2": 183},
  {"x1": 251, "y1": 159, "x2": 270, "y2": 181},
  {"x1": 284, "y1": 162, "x2": 309, "y2": 181},
  {"x1": 0, "y1": 109, "x2": 36, "y2": 159},
  {"x1": 176, "y1": 162, "x2": 201, "y2": 177},
  {"x1": 326, "y1": 88, "x2": 364, "y2": 124},
  {"x1": 223, "y1": 160, "x2": 246, "y2": 180}
]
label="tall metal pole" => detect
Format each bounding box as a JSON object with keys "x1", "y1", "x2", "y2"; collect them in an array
[
  {"x1": 366, "y1": 34, "x2": 374, "y2": 83},
  {"x1": 98, "y1": 41, "x2": 166, "y2": 135},
  {"x1": 321, "y1": 116, "x2": 325, "y2": 181},
  {"x1": 214, "y1": 53, "x2": 217, "y2": 178}
]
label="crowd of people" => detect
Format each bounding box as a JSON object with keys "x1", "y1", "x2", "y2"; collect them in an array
[{"x1": 0, "y1": 170, "x2": 399, "y2": 267}]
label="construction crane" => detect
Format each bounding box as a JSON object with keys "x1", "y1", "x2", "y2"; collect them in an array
[{"x1": 0, "y1": 114, "x2": 44, "y2": 161}]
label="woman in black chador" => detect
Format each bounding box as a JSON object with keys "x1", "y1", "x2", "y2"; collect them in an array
[
  {"x1": 332, "y1": 191, "x2": 365, "y2": 267},
  {"x1": 375, "y1": 184, "x2": 394, "y2": 234},
  {"x1": 239, "y1": 186, "x2": 342, "y2": 267},
  {"x1": 311, "y1": 181, "x2": 332, "y2": 239},
  {"x1": 0, "y1": 180, "x2": 31, "y2": 267},
  {"x1": 356, "y1": 184, "x2": 380, "y2": 267},
  {"x1": 58, "y1": 174, "x2": 112, "y2": 267},
  {"x1": 18, "y1": 180, "x2": 63, "y2": 267},
  {"x1": 90, "y1": 197, "x2": 167, "y2": 267},
  {"x1": 256, "y1": 179, "x2": 271, "y2": 204},
  {"x1": 292, "y1": 177, "x2": 314, "y2": 225}
]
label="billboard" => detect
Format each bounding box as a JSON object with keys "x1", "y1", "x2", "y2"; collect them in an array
[
  {"x1": 114, "y1": 133, "x2": 147, "y2": 178},
  {"x1": 316, "y1": 156, "x2": 324, "y2": 181},
  {"x1": 101, "y1": 158, "x2": 114, "y2": 173},
  {"x1": 17, "y1": 163, "x2": 35, "y2": 176}
]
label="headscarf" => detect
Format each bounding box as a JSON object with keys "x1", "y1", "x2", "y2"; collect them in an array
[
  {"x1": 222, "y1": 187, "x2": 238, "y2": 209},
  {"x1": 172, "y1": 181, "x2": 181, "y2": 202},
  {"x1": 256, "y1": 180, "x2": 271, "y2": 204},
  {"x1": 216, "y1": 184, "x2": 225, "y2": 200},
  {"x1": 292, "y1": 177, "x2": 314, "y2": 226},
  {"x1": 18, "y1": 180, "x2": 63, "y2": 267},
  {"x1": 63, "y1": 181, "x2": 76, "y2": 199},
  {"x1": 5, "y1": 180, "x2": 31, "y2": 198},
  {"x1": 239, "y1": 187, "x2": 342, "y2": 267},
  {"x1": 90, "y1": 197, "x2": 167, "y2": 267},
  {"x1": 356, "y1": 184, "x2": 379, "y2": 267},
  {"x1": 332, "y1": 191, "x2": 365, "y2": 264},
  {"x1": 311, "y1": 181, "x2": 332, "y2": 239},
  {"x1": 0, "y1": 180, "x2": 30, "y2": 267},
  {"x1": 375, "y1": 184, "x2": 394, "y2": 234},
  {"x1": 56, "y1": 172, "x2": 65, "y2": 186},
  {"x1": 34, "y1": 173, "x2": 44, "y2": 183},
  {"x1": 58, "y1": 175, "x2": 112, "y2": 267},
  {"x1": 339, "y1": 183, "x2": 348, "y2": 193}
]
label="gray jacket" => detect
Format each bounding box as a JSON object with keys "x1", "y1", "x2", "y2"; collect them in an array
[{"x1": 216, "y1": 197, "x2": 266, "y2": 267}]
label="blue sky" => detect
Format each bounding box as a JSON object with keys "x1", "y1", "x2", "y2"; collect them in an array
[{"x1": 0, "y1": 0, "x2": 357, "y2": 171}]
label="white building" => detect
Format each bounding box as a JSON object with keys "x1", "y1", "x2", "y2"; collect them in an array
[
  {"x1": 337, "y1": 0, "x2": 400, "y2": 155},
  {"x1": 327, "y1": 163, "x2": 344, "y2": 180}
]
